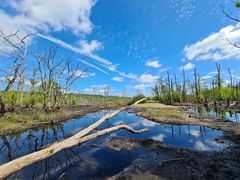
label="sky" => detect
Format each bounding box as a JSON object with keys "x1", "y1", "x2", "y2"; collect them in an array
[{"x1": 1, "y1": 0, "x2": 240, "y2": 96}]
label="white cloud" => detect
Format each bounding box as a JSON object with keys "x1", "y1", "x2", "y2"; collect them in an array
[
  {"x1": 132, "y1": 83, "x2": 153, "y2": 90},
  {"x1": 75, "y1": 70, "x2": 96, "y2": 78},
  {"x1": 139, "y1": 73, "x2": 159, "y2": 84},
  {"x1": 112, "y1": 77, "x2": 124, "y2": 82},
  {"x1": 79, "y1": 40, "x2": 103, "y2": 55},
  {"x1": 170, "y1": 0, "x2": 196, "y2": 21},
  {"x1": 1, "y1": 0, "x2": 96, "y2": 35},
  {"x1": 184, "y1": 24, "x2": 240, "y2": 61},
  {"x1": 145, "y1": 60, "x2": 162, "y2": 68},
  {"x1": 117, "y1": 71, "x2": 137, "y2": 79},
  {"x1": 180, "y1": 63, "x2": 195, "y2": 71}
]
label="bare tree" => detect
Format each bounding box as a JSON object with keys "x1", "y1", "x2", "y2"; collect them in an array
[
  {"x1": 182, "y1": 69, "x2": 186, "y2": 102},
  {"x1": 0, "y1": 30, "x2": 32, "y2": 112},
  {"x1": 36, "y1": 47, "x2": 66, "y2": 112},
  {"x1": 103, "y1": 85, "x2": 111, "y2": 96},
  {"x1": 228, "y1": 68, "x2": 234, "y2": 101},
  {"x1": 215, "y1": 63, "x2": 222, "y2": 90},
  {"x1": 167, "y1": 71, "x2": 173, "y2": 104},
  {"x1": 63, "y1": 58, "x2": 88, "y2": 105},
  {"x1": 0, "y1": 30, "x2": 31, "y2": 91}
]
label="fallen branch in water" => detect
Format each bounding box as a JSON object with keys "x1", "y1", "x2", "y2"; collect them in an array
[{"x1": 0, "y1": 98, "x2": 146, "y2": 179}]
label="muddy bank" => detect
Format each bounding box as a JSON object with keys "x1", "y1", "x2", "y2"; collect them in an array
[
  {"x1": 0, "y1": 104, "x2": 120, "y2": 136},
  {"x1": 172, "y1": 101, "x2": 240, "y2": 113},
  {"x1": 107, "y1": 137, "x2": 240, "y2": 180},
  {"x1": 136, "y1": 108, "x2": 240, "y2": 143}
]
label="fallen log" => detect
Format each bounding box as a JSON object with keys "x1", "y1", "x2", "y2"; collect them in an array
[{"x1": 0, "y1": 98, "x2": 146, "y2": 179}]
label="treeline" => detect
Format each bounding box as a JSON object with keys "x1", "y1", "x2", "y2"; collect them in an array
[
  {"x1": 0, "y1": 31, "x2": 129, "y2": 114},
  {"x1": 152, "y1": 63, "x2": 240, "y2": 107},
  {"x1": 0, "y1": 91, "x2": 129, "y2": 111}
]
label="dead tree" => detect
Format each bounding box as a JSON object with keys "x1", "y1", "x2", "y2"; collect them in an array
[
  {"x1": 228, "y1": 68, "x2": 234, "y2": 101},
  {"x1": 215, "y1": 63, "x2": 222, "y2": 90},
  {"x1": 17, "y1": 70, "x2": 25, "y2": 107},
  {"x1": 193, "y1": 68, "x2": 199, "y2": 102},
  {"x1": 212, "y1": 80, "x2": 217, "y2": 107},
  {"x1": 0, "y1": 30, "x2": 31, "y2": 112},
  {"x1": 0, "y1": 98, "x2": 147, "y2": 179},
  {"x1": 36, "y1": 47, "x2": 66, "y2": 112},
  {"x1": 167, "y1": 71, "x2": 173, "y2": 104},
  {"x1": 103, "y1": 85, "x2": 111, "y2": 96},
  {"x1": 63, "y1": 58, "x2": 88, "y2": 106},
  {"x1": 174, "y1": 74, "x2": 182, "y2": 102},
  {"x1": 0, "y1": 30, "x2": 30, "y2": 91},
  {"x1": 182, "y1": 69, "x2": 186, "y2": 102}
]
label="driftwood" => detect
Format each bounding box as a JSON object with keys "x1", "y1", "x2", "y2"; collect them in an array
[{"x1": 0, "y1": 98, "x2": 146, "y2": 179}]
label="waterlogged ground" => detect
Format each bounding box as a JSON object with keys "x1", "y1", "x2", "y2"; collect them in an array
[
  {"x1": 0, "y1": 110, "x2": 229, "y2": 179},
  {"x1": 188, "y1": 106, "x2": 240, "y2": 122}
]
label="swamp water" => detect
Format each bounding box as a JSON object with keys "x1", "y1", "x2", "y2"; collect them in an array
[
  {"x1": 0, "y1": 110, "x2": 228, "y2": 179},
  {"x1": 187, "y1": 106, "x2": 240, "y2": 122}
]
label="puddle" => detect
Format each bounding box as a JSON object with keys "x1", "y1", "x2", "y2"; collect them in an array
[
  {"x1": 0, "y1": 110, "x2": 228, "y2": 179},
  {"x1": 187, "y1": 106, "x2": 240, "y2": 122}
]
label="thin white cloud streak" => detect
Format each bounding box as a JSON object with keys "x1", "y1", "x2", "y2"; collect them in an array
[
  {"x1": 78, "y1": 58, "x2": 109, "y2": 75},
  {"x1": 37, "y1": 33, "x2": 137, "y2": 79},
  {"x1": 37, "y1": 33, "x2": 113, "y2": 67}
]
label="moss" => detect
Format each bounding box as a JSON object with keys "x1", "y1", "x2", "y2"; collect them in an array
[{"x1": 143, "y1": 109, "x2": 184, "y2": 119}]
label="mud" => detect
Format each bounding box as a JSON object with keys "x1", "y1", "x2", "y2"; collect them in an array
[
  {"x1": 0, "y1": 105, "x2": 120, "y2": 136},
  {"x1": 137, "y1": 109, "x2": 240, "y2": 145},
  {"x1": 107, "y1": 137, "x2": 240, "y2": 180}
]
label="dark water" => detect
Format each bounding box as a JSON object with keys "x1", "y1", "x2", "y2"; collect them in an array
[
  {"x1": 0, "y1": 110, "x2": 228, "y2": 179},
  {"x1": 187, "y1": 106, "x2": 240, "y2": 122}
]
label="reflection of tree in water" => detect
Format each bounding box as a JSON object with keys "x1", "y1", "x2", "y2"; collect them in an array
[{"x1": 0, "y1": 123, "x2": 90, "y2": 179}]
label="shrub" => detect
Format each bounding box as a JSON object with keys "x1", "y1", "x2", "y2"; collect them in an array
[{"x1": 128, "y1": 94, "x2": 146, "y2": 105}]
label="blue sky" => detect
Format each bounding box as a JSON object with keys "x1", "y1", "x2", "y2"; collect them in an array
[{"x1": 1, "y1": 0, "x2": 240, "y2": 96}]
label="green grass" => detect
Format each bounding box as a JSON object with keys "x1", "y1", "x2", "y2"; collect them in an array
[
  {"x1": 143, "y1": 109, "x2": 184, "y2": 119},
  {"x1": 135, "y1": 102, "x2": 177, "y2": 108},
  {"x1": 0, "y1": 112, "x2": 46, "y2": 131}
]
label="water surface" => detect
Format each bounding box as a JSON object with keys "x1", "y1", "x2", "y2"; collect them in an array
[
  {"x1": 0, "y1": 110, "x2": 228, "y2": 179},
  {"x1": 187, "y1": 106, "x2": 240, "y2": 122}
]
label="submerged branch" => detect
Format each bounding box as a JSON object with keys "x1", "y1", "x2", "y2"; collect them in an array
[{"x1": 0, "y1": 98, "x2": 146, "y2": 179}]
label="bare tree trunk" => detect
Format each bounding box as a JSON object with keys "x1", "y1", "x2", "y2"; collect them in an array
[
  {"x1": 182, "y1": 69, "x2": 186, "y2": 102},
  {"x1": 0, "y1": 98, "x2": 146, "y2": 178},
  {"x1": 228, "y1": 68, "x2": 234, "y2": 101},
  {"x1": 167, "y1": 71, "x2": 172, "y2": 104},
  {"x1": 0, "y1": 124, "x2": 147, "y2": 179},
  {"x1": 212, "y1": 80, "x2": 217, "y2": 107}
]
